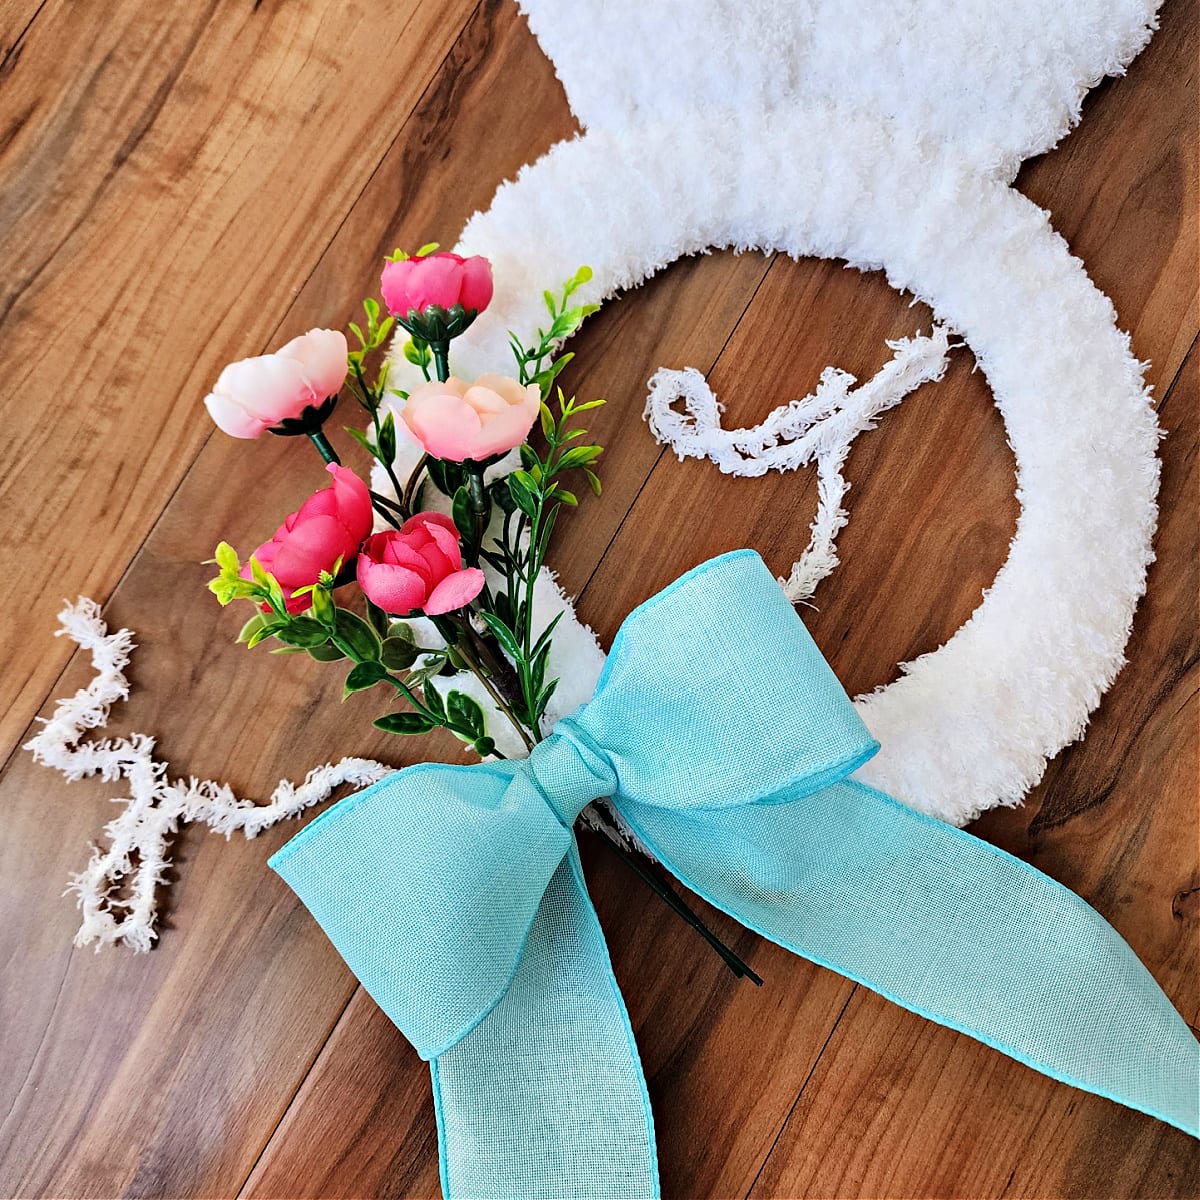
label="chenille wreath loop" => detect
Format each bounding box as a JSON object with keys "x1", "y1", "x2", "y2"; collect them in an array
[{"x1": 392, "y1": 104, "x2": 1161, "y2": 826}]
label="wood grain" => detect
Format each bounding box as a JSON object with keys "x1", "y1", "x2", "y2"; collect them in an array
[
  {"x1": 0, "y1": 0, "x2": 1195, "y2": 1197},
  {"x1": 0, "y1": 0, "x2": 479, "y2": 765}
]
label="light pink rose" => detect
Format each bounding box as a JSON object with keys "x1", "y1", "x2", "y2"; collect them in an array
[
  {"x1": 246, "y1": 464, "x2": 373, "y2": 612},
  {"x1": 380, "y1": 252, "x2": 493, "y2": 319},
  {"x1": 399, "y1": 374, "x2": 540, "y2": 463},
  {"x1": 357, "y1": 513, "x2": 485, "y2": 616},
  {"x1": 204, "y1": 328, "x2": 348, "y2": 439}
]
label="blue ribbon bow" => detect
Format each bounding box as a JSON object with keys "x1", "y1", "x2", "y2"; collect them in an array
[{"x1": 271, "y1": 551, "x2": 1198, "y2": 1199}]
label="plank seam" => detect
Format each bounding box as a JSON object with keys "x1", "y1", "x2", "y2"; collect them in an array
[{"x1": 742, "y1": 984, "x2": 860, "y2": 1200}]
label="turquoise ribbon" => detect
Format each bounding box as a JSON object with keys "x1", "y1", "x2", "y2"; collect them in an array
[{"x1": 270, "y1": 550, "x2": 1199, "y2": 1199}]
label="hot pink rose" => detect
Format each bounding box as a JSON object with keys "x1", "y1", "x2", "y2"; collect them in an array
[
  {"x1": 204, "y1": 328, "x2": 348, "y2": 439},
  {"x1": 357, "y1": 513, "x2": 485, "y2": 616},
  {"x1": 398, "y1": 374, "x2": 540, "y2": 462},
  {"x1": 247, "y1": 464, "x2": 373, "y2": 612},
  {"x1": 380, "y1": 252, "x2": 493, "y2": 319}
]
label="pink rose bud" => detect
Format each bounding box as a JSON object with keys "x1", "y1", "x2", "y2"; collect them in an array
[
  {"x1": 398, "y1": 374, "x2": 540, "y2": 463},
  {"x1": 380, "y1": 252, "x2": 493, "y2": 319},
  {"x1": 356, "y1": 512, "x2": 485, "y2": 617},
  {"x1": 204, "y1": 329, "x2": 348, "y2": 439},
  {"x1": 246, "y1": 464, "x2": 373, "y2": 612}
]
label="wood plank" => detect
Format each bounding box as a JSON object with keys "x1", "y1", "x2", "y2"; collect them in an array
[
  {"x1": 0, "y1": 0, "x2": 493, "y2": 1195},
  {"x1": 0, "y1": 0, "x2": 478, "y2": 766}
]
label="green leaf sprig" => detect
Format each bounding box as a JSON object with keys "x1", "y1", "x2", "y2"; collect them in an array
[
  {"x1": 479, "y1": 389, "x2": 604, "y2": 734},
  {"x1": 509, "y1": 265, "x2": 599, "y2": 400}
]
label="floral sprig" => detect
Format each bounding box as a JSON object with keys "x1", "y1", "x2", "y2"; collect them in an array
[
  {"x1": 200, "y1": 245, "x2": 758, "y2": 981},
  {"x1": 203, "y1": 249, "x2": 600, "y2": 758}
]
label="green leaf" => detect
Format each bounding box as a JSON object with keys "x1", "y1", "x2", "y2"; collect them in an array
[
  {"x1": 480, "y1": 612, "x2": 521, "y2": 660},
  {"x1": 491, "y1": 476, "x2": 518, "y2": 515},
  {"x1": 378, "y1": 411, "x2": 397, "y2": 464},
  {"x1": 508, "y1": 472, "x2": 538, "y2": 519},
  {"x1": 530, "y1": 611, "x2": 563, "y2": 660},
  {"x1": 363, "y1": 296, "x2": 380, "y2": 324},
  {"x1": 237, "y1": 613, "x2": 268, "y2": 644},
  {"x1": 214, "y1": 541, "x2": 240, "y2": 573},
  {"x1": 535, "y1": 677, "x2": 559, "y2": 717},
  {"x1": 381, "y1": 636, "x2": 419, "y2": 671},
  {"x1": 415, "y1": 242, "x2": 440, "y2": 257},
  {"x1": 539, "y1": 402, "x2": 555, "y2": 440},
  {"x1": 447, "y1": 690, "x2": 486, "y2": 740},
  {"x1": 348, "y1": 321, "x2": 366, "y2": 348},
  {"x1": 306, "y1": 642, "x2": 345, "y2": 662},
  {"x1": 333, "y1": 609, "x2": 382, "y2": 661},
  {"x1": 473, "y1": 736, "x2": 496, "y2": 758},
  {"x1": 364, "y1": 598, "x2": 389, "y2": 637},
  {"x1": 343, "y1": 424, "x2": 374, "y2": 456},
  {"x1": 310, "y1": 585, "x2": 336, "y2": 627},
  {"x1": 426, "y1": 456, "x2": 466, "y2": 498},
  {"x1": 344, "y1": 660, "x2": 387, "y2": 697},
  {"x1": 555, "y1": 488, "x2": 577, "y2": 506},
  {"x1": 555, "y1": 444, "x2": 603, "y2": 471},
  {"x1": 406, "y1": 653, "x2": 447, "y2": 688},
  {"x1": 275, "y1": 617, "x2": 335, "y2": 648},
  {"x1": 451, "y1": 487, "x2": 474, "y2": 549},
  {"x1": 246, "y1": 622, "x2": 282, "y2": 649},
  {"x1": 387, "y1": 621, "x2": 417, "y2": 644},
  {"x1": 374, "y1": 712, "x2": 436, "y2": 735},
  {"x1": 584, "y1": 468, "x2": 602, "y2": 497},
  {"x1": 532, "y1": 354, "x2": 572, "y2": 397},
  {"x1": 403, "y1": 337, "x2": 431, "y2": 367},
  {"x1": 422, "y1": 678, "x2": 446, "y2": 721}
]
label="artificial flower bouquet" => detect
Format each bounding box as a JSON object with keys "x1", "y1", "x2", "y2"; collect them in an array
[{"x1": 204, "y1": 247, "x2": 757, "y2": 975}]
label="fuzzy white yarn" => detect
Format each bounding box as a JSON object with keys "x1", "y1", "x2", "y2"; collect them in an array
[
  {"x1": 25, "y1": 599, "x2": 392, "y2": 951},
  {"x1": 644, "y1": 328, "x2": 954, "y2": 601}
]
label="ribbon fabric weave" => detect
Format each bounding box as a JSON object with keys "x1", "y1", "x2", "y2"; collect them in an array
[{"x1": 271, "y1": 551, "x2": 1198, "y2": 1199}]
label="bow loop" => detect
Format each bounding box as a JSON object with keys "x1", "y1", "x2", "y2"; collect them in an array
[
  {"x1": 573, "y1": 550, "x2": 879, "y2": 812},
  {"x1": 270, "y1": 760, "x2": 573, "y2": 1060}
]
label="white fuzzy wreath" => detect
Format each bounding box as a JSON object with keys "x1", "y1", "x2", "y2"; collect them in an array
[{"x1": 387, "y1": 104, "x2": 1160, "y2": 826}]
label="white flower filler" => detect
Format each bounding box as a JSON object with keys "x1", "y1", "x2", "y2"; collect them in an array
[{"x1": 31, "y1": 0, "x2": 1166, "y2": 948}]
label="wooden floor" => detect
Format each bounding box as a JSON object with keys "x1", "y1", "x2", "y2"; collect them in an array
[{"x1": 1, "y1": 2, "x2": 1196, "y2": 1197}]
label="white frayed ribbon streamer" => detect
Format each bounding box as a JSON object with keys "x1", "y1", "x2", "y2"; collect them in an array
[
  {"x1": 23, "y1": 598, "x2": 393, "y2": 952},
  {"x1": 644, "y1": 327, "x2": 954, "y2": 601}
]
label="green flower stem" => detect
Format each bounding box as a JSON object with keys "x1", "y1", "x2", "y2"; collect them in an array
[
  {"x1": 307, "y1": 430, "x2": 340, "y2": 465},
  {"x1": 447, "y1": 617, "x2": 535, "y2": 754},
  {"x1": 402, "y1": 453, "x2": 429, "y2": 516},
  {"x1": 431, "y1": 340, "x2": 451, "y2": 383},
  {"x1": 304, "y1": 430, "x2": 402, "y2": 530},
  {"x1": 466, "y1": 467, "x2": 489, "y2": 567},
  {"x1": 586, "y1": 805, "x2": 764, "y2": 985},
  {"x1": 372, "y1": 412, "x2": 408, "y2": 515}
]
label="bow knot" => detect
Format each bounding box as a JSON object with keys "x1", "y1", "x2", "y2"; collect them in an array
[
  {"x1": 524, "y1": 719, "x2": 618, "y2": 826},
  {"x1": 272, "y1": 551, "x2": 878, "y2": 1060}
]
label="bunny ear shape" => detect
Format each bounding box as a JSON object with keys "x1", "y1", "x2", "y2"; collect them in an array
[{"x1": 518, "y1": 0, "x2": 1160, "y2": 177}]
